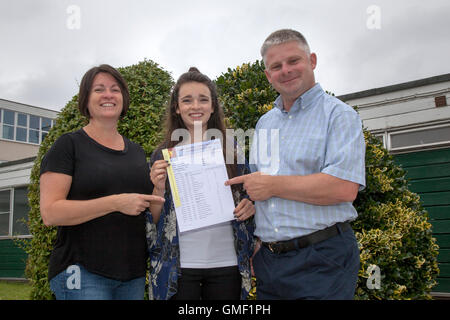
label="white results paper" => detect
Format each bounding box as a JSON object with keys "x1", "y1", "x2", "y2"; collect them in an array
[{"x1": 162, "y1": 139, "x2": 235, "y2": 233}]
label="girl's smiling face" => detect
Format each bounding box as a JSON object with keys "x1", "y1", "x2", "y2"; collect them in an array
[{"x1": 176, "y1": 81, "x2": 213, "y2": 133}]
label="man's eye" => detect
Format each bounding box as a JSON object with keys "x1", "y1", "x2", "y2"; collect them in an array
[{"x1": 271, "y1": 65, "x2": 281, "y2": 71}]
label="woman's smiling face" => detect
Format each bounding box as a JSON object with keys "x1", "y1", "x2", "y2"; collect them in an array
[{"x1": 87, "y1": 72, "x2": 123, "y2": 121}]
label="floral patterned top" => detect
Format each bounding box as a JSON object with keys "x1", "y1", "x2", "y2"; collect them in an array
[{"x1": 145, "y1": 147, "x2": 255, "y2": 300}]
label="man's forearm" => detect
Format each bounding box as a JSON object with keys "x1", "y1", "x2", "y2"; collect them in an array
[{"x1": 270, "y1": 173, "x2": 359, "y2": 205}]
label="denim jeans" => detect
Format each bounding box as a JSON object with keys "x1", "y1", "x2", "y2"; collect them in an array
[{"x1": 50, "y1": 264, "x2": 145, "y2": 300}]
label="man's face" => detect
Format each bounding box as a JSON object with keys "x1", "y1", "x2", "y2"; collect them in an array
[{"x1": 264, "y1": 41, "x2": 317, "y2": 105}]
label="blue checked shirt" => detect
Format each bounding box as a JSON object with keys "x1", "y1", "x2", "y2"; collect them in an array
[{"x1": 250, "y1": 83, "x2": 366, "y2": 242}]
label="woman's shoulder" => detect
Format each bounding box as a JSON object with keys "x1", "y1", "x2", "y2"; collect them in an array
[{"x1": 49, "y1": 129, "x2": 82, "y2": 149}]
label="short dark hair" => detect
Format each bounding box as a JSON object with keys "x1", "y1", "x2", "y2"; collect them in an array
[{"x1": 78, "y1": 64, "x2": 130, "y2": 119}]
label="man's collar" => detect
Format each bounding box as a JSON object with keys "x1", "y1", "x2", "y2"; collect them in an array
[{"x1": 274, "y1": 83, "x2": 324, "y2": 113}]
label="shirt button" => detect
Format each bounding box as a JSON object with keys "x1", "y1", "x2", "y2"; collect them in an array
[
  {"x1": 271, "y1": 203, "x2": 275, "y2": 208},
  {"x1": 274, "y1": 228, "x2": 279, "y2": 233},
  {"x1": 289, "y1": 115, "x2": 292, "y2": 119}
]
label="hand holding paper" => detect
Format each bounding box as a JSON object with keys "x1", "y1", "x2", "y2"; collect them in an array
[
  {"x1": 150, "y1": 160, "x2": 169, "y2": 193},
  {"x1": 233, "y1": 198, "x2": 255, "y2": 221},
  {"x1": 163, "y1": 140, "x2": 236, "y2": 233}
]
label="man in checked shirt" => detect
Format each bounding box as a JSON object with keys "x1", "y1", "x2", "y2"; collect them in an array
[{"x1": 226, "y1": 29, "x2": 366, "y2": 299}]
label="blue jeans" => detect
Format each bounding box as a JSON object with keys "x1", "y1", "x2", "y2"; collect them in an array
[
  {"x1": 253, "y1": 226, "x2": 360, "y2": 300},
  {"x1": 50, "y1": 264, "x2": 145, "y2": 300}
]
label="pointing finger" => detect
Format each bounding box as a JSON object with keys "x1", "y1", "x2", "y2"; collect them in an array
[
  {"x1": 142, "y1": 195, "x2": 165, "y2": 203},
  {"x1": 225, "y1": 175, "x2": 247, "y2": 186}
]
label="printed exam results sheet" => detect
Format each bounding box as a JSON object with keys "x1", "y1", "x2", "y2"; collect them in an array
[{"x1": 162, "y1": 139, "x2": 235, "y2": 233}]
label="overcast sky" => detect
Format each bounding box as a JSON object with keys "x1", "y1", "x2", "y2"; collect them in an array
[{"x1": 1, "y1": 0, "x2": 449, "y2": 111}]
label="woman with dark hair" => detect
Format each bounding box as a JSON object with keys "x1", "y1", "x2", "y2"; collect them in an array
[
  {"x1": 40, "y1": 64, "x2": 164, "y2": 300},
  {"x1": 147, "y1": 67, "x2": 255, "y2": 300}
]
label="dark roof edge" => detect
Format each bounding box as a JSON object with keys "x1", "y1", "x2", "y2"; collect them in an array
[
  {"x1": 337, "y1": 73, "x2": 450, "y2": 102},
  {"x1": 0, "y1": 156, "x2": 37, "y2": 168}
]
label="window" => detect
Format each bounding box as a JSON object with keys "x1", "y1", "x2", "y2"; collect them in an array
[
  {"x1": 13, "y1": 187, "x2": 29, "y2": 236},
  {"x1": 16, "y1": 113, "x2": 28, "y2": 142},
  {"x1": 29, "y1": 115, "x2": 40, "y2": 144},
  {"x1": 390, "y1": 125, "x2": 450, "y2": 150},
  {"x1": 0, "y1": 109, "x2": 54, "y2": 145},
  {"x1": 3, "y1": 109, "x2": 14, "y2": 125},
  {"x1": 2, "y1": 109, "x2": 14, "y2": 140},
  {"x1": 2, "y1": 123, "x2": 14, "y2": 140},
  {"x1": 0, "y1": 187, "x2": 30, "y2": 237},
  {"x1": 42, "y1": 117, "x2": 52, "y2": 132},
  {"x1": 0, "y1": 190, "x2": 11, "y2": 236}
]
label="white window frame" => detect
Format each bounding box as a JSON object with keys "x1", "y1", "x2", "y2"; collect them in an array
[
  {"x1": 0, "y1": 186, "x2": 32, "y2": 239},
  {"x1": 387, "y1": 123, "x2": 450, "y2": 152},
  {"x1": 0, "y1": 108, "x2": 54, "y2": 146},
  {"x1": 373, "y1": 132, "x2": 387, "y2": 149},
  {"x1": 0, "y1": 188, "x2": 13, "y2": 238}
]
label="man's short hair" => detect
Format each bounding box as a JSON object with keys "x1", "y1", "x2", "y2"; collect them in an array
[{"x1": 260, "y1": 29, "x2": 311, "y2": 65}]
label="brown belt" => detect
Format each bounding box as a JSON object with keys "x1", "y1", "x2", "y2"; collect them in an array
[{"x1": 261, "y1": 222, "x2": 351, "y2": 254}]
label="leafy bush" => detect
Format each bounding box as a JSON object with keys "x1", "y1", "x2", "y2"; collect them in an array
[
  {"x1": 353, "y1": 131, "x2": 439, "y2": 299},
  {"x1": 25, "y1": 59, "x2": 173, "y2": 299},
  {"x1": 216, "y1": 60, "x2": 277, "y2": 131},
  {"x1": 215, "y1": 61, "x2": 439, "y2": 299}
]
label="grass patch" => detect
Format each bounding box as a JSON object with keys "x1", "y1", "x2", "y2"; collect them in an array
[{"x1": 0, "y1": 280, "x2": 32, "y2": 300}]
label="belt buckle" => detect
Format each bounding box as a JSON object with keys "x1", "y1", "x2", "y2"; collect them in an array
[{"x1": 268, "y1": 242, "x2": 280, "y2": 254}]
